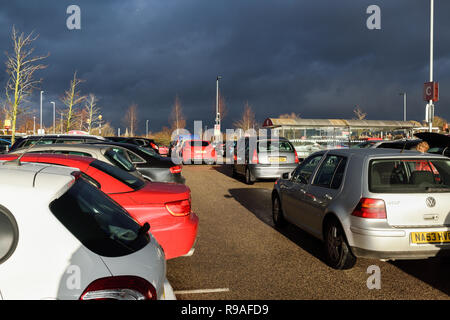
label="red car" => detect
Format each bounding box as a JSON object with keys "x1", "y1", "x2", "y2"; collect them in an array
[
  {"x1": 180, "y1": 140, "x2": 217, "y2": 164},
  {"x1": 0, "y1": 153, "x2": 198, "y2": 259}
]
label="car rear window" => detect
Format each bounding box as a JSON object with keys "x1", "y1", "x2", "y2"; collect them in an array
[
  {"x1": 22, "y1": 139, "x2": 56, "y2": 147},
  {"x1": 50, "y1": 178, "x2": 149, "y2": 257},
  {"x1": 104, "y1": 147, "x2": 135, "y2": 172},
  {"x1": 90, "y1": 160, "x2": 145, "y2": 190},
  {"x1": 369, "y1": 158, "x2": 450, "y2": 193},
  {"x1": 258, "y1": 140, "x2": 294, "y2": 152},
  {"x1": 138, "y1": 146, "x2": 158, "y2": 157},
  {"x1": 188, "y1": 141, "x2": 210, "y2": 147}
]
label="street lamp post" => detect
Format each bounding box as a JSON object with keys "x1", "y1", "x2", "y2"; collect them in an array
[
  {"x1": 33, "y1": 116, "x2": 36, "y2": 135},
  {"x1": 399, "y1": 93, "x2": 407, "y2": 121},
  {"x1": 98, "y1": 115, "x2": 103, "y2": 135},
  {"x1": 215, "y1": 75, "x2": 222, "y2": 142},
  {"x1": 146, "y1": 120, "x2": 149, "y2": 138},
  {"x1": 51, "y1": 102, "x2": 56, "y2": 134},
  {"x1": 40, "y1": 91, "x2": 44, "y2": 131},
  {"x1": 428, "y1": 0, "x2": 434, "y2": 132}
]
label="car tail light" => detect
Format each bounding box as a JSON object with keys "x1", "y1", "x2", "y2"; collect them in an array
[
  {"x1": 252, "y1": 149, "x2": 258, "y2": 164},
  {"x1": 352, "y1": 198, "x2": 387, "y2": 219},
  {"x1": 150, "y1": 142, "x2": 159, "y2": 150},
  {"x1": 294, "y1": 149, "x2": 299, "y2": 163},
  {"x1": 165, "y1": 199, "x2": 191, "y2": 216},
  {"x1": 80, "y1": 276, "x2": 157, "y2": 300},
  {"x1": 170, "y1": 165, "x2": 182, "y2": 174}
]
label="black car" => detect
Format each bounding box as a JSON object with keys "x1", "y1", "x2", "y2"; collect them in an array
[
  {"x1": 374, "y1": 132, "x2": 450, "y2": 157},
  {"x1": 105, "y1": 137, "x2": 160, "y2": 153},
  {"x1": 87, "y1": 141, "x2": 185, "y2": 184},
  {"x1": 9, "y1": 134, "x2": 106, "y2": 152}
]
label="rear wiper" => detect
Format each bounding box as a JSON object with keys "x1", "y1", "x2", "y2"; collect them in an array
[
  {"x1": 138, "y1": 222, "x2": 150, "y2": 236},
  {"x1": 426, "y1": 186, "x2": 450, "y2": 192}
]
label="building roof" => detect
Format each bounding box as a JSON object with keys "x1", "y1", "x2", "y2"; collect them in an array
[{"x1": 262, "y1": 118, "x2": 420, "y2": 129}]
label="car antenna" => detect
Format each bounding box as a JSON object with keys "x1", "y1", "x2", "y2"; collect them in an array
[{"x1": 2, "y1": 135, "x2": 45, "y2": 166}]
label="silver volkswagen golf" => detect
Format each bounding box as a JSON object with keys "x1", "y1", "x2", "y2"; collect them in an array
[{"x1": 272, "y1": 148, "x2": 450, "y2": 269}]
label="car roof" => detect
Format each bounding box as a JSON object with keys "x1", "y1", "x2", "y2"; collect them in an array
[
  {"x1": 0, "y1": 161, "x2": 77, "y2": 196},
  {"x1": 13, "y1": 143, "x2": 116, "y2": 153},
  {"x1": 18, "y1": 134, "x2": 105, "y2": 140},
  {"x1": 0, "y1": 153, "x2": 95, "y2": 164},
  {"x1": 316, "y1": 147, "x2": 448, "y2": 159}
]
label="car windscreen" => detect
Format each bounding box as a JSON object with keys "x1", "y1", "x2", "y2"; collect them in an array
[
  {"x1": 49, "y1": 178, "x2": 149, "y2": 257},
  {"x1": 104, "y1": 147, "x2": 135, "y2": 172},
  {"x1": 258, "y1": 140, "x2": 294, "y2": 152},
  {"x1": 369, "y1": 158, "x2": 450, "y2": 193},
  {"x1": 90, "y1": 159, "x2": 145, "y2": 190}
]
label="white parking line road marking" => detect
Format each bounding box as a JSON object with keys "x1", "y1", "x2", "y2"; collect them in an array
[{"x1": 174, "y1": 288, "x2": 230, "y2": 295}]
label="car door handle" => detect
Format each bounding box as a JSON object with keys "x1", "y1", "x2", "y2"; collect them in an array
[{"x1": 324, "y1": 194, "x2": 333, "y2": 200}]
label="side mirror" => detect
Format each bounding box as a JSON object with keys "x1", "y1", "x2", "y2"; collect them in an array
[{"x1": 282, "y1": 172, "x2": 291, "y2": 180}]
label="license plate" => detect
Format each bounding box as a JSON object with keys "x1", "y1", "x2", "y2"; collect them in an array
[
  {"x1": 269, "y1": 157, "x2": 286, "y2": 163},
  {"x1": 410, "y1": 231, "x2": 450, "y2": 244}
]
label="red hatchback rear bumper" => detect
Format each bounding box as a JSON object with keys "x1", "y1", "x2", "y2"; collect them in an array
[{"x1": 150, "y1": 212, "x2": 199, "y2": 259}]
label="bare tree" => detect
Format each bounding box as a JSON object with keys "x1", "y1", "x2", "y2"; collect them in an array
[
  {"x1": 279, "y1": 112, "x2": 300, "y2": 119},
  {"x1": 124, "y1": 103, "x2": 138, "y2": 136},
  {"x1": 169, "y1": 95, "x2": 186, "y2": 131},
  {"x1": 83, "y1": 94, "x2": 101, "y2": 134},
  {"x1": 61, "y1": 71, "x2": 86, "y2": 132},
  {"x1": 233, "y1": 101, "x2": 256, "y2": 131},
  {"x1": 353, "y1": 106, "x2": 367, "y2": 120},
  {"x1": 4, "y1": 27, "x2": 48, "y2": 143}
]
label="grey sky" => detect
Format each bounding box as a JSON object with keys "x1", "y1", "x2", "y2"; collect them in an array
[{"x1": 0, "y1": 0, "x2": 449, "y2": 133}]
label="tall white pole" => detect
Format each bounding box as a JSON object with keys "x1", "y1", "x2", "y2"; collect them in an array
[
  {"x1": 146, "y1": 120, "x2": 149, "y2": 138},
  {"x1": 403, "y1": 93, "x2": 407, "y2": 121},
  {"x1": 40, "y1": 91, "x2": 44, "y2": 130},
  {"x1": 429, "y1": 0, "x2": 434, "y2": 132},
  {"x1": 51, "y1": 102, "x2": 56, "y2": 134}
]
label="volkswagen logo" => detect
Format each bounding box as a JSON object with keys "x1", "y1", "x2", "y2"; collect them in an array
[{"x1": 426, "y1": 197, "x2": 436, "y2": 208}]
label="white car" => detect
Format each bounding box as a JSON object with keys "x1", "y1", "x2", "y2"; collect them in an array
[{"x1": 0, "y1": 160, "x2": 175, "y2": 300}]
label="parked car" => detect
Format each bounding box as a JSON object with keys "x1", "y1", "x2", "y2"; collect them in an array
[
  {"x1": 10, "y1": 143, "x2": 143, "y2": 179},
  {"x1": 233, "y1": 136, "x2": 299, "y2": 185},
  {"x1": 84, "y1": 141, "x2": 185, "y2": 184},
  {"x1": 0, "y1": 138, "x2": 11, "y2": 154},
  {"x1": 9, "y1": 134, "x2": 105, "y2": 152},
  {"x1": 293, "y1": 140, "x2": 323, "y2": 160},
  {"x1": 0, "y1": 153, "x2": 198, "y2": 260},
  {"x1": 272, "y1": 148, "x2": 450, "y2": 270},
  {"x1": 414, "y1": 132, "x2": 450, "y2": 157},
  {"x1": 0, "y1": 160, "x2": 175, "y2": 299},
  {"x1": 106, "y1": 137, "x2": 161, "y2": 154},
  {"x1": 358, "y1": 132, "x2": 450, "y2": 158},
  {"x1": 177, "y1": 140, "x2": 217, "y2": 164}
]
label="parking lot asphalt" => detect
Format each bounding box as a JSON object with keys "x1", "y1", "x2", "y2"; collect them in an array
[{"x1": 167, "y1": 164, "x2": 450, "y2": 300}]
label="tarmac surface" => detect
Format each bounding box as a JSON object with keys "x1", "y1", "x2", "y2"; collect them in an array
[{"x1": 167, "y1": 164, "x2": 450, "y2": 300}]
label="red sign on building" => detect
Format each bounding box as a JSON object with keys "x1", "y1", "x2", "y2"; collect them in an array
[{"x1": 424, "y1": 81, "x2": 439, "y2": 102}]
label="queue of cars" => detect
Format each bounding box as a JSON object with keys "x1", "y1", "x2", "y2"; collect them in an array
[
  {"x1": 205, "y1": 132, "x2": 450, "y2": 270},
  {"x1": 0, "y1": 134, "x2": 194, "y2": 300}
]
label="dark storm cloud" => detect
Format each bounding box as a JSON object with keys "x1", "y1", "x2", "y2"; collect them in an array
[{"x1": 0, "y1": 0, "x2": 449, "y2": 133}]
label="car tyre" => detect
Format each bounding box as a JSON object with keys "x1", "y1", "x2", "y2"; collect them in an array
[
  {"x1": 245, "y1": 167, "x2": 255, "y2": 185},
  {"x1": 272, "y1": 195, "x2": 286, "y2": 228},
  {"x1": 324, "y1": 218, "x2": 356, "y2": 270}
]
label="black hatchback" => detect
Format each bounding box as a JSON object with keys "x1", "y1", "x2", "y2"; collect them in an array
[
  {"x1": 9, "y1": 134, "x2": 105, "y2": 152},
  {"x1": 87, "y1": 141, "x2": 185, "y2": 184}
]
